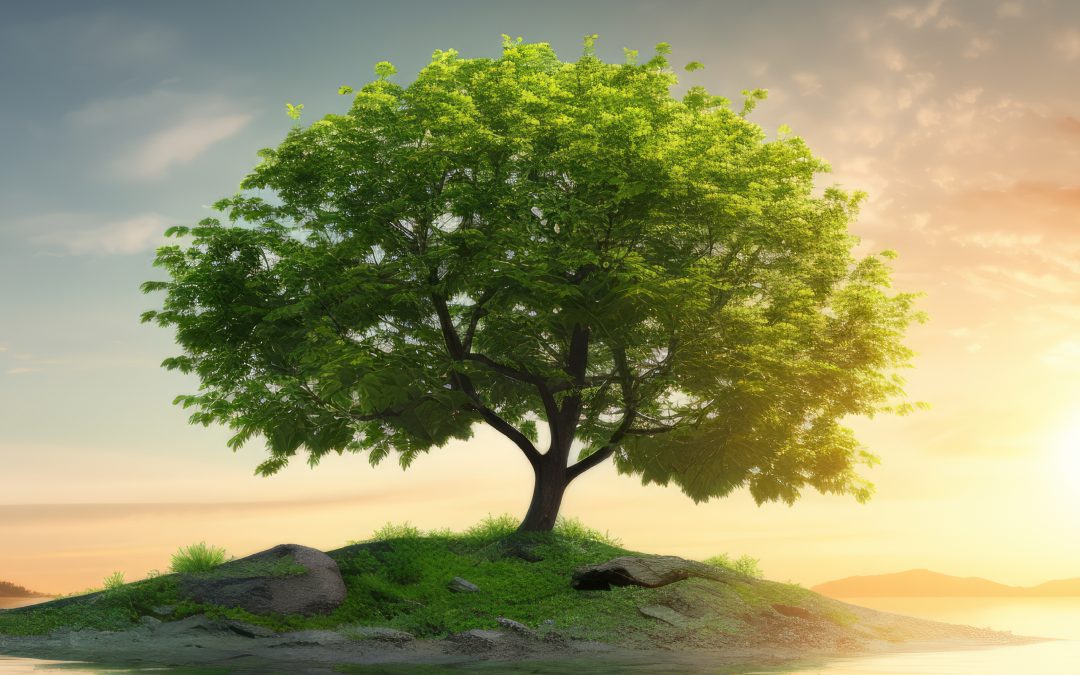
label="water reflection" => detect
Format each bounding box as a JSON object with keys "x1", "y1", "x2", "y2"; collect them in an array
[{"x1": 3, "y1": 598, "x2": 1080, "y2": 673}]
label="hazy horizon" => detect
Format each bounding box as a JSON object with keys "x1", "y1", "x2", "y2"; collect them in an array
[{"x1": 2, "y1": 0, "x2": 1079, "y2": 594}]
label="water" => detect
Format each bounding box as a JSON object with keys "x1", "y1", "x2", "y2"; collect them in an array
[
  {"x1": 2, "y1": 598, "x2": 1080, "y2": 673},
  {"x1": 0, "y1": 601, "x2": 48, "y2": 611}
]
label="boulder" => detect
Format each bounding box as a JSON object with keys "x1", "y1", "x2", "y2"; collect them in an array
[
  {"x1": 571, "y1": 555, "x2": 732, "y2": 590},
  {"x1": 448, "y1": 576, "x2": 480, "y2": 593},
  {"x1": 179, "y1": 543, "x2": 346, "y2": 616}
]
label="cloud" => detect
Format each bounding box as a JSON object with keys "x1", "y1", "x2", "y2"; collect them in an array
[
  {"x1": 1040, "y1": 339, "x2": 1080, "y2": 372},
  {"x1": 118, "y1": 114, "x2": 253, "y2": 180},
  {"x1": 877, "y1": 45, "x2": 909, "y2": 71},
  {"x1": 1055, "y1": 29, "x2": 1080, "y2": 61},
  {"x1": 889, "y1": 0, "x2": 946, "y2": 28},
  {"x1": 963, "y1": 37, "x2": 993, "y2": 59},
  {"x1": 6, "y1": 368, "x2": 41, "y2": 376},
  {"x1": 792, "y1": 72, "x2": 823, "y2": 96},
  {"x1": 28, "y1": 213, "x2": 171, "y2": 255},
  {"x1": 69, "y1": 87, "x2": 254, "y2": 181}
]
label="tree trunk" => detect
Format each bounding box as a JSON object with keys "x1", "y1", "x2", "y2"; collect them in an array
[{"x1": 517, "y1": 458, "x2": 569, "y2": 532}]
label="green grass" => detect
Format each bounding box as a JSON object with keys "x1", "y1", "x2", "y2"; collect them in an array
[
  {"x1": 0, "y1": 518, "x2": 847, "y2": 646},
  {"x1": 102, "y1": 571, "x2": 126, "y2": 590},
  {"x1": 170, "y1": 542, "x2": 230, "y2": 574},
  {"x1": 703, "y1": 553, "x2": 763, "y2": 579}
]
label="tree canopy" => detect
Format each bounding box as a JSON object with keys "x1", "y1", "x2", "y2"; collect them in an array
[{"x1": 141, "y1": 36, "x2": 923, "y2": 530}]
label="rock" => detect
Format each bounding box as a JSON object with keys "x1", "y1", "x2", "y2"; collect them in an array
[
  {"x1": 496, "y1": 617, "x2": 535, "y2": 638},
  {"x1": 572, "y1": 555, "x2": 732, "y2": 590},
  {"x1": 153, "y1": 614, "x2": 227, "y2": 637},
  {"x1": 638, "y1": 605, "x2": 690, "y2": 627},
  {"x1": 447, "y1": 576, "x2": 480, "y2": 593},
  {"x1": 772, "y1": 604, "x2": 814, "y2": 620},
  {"x1": 270, "y1": 629, "x2": 349, "y2": 647},
  {"x1": 150, "y1": 605, "x2": 175, "y2": 617},
  {"x1": 178, "y1": 543, "x2": 346, "y2": 616},
  {"x1": 343, "y1": 626, "x2": 415, "y2": 644},
  {"x1": 223, "y1": 619, "x2": 277, "y2": 638},
  {"x1": 137, "y1": 616, "x2": 162, "y2": 628},
  {"x1": 446, "y1": 629, "x2": 506, "y2": 653}
]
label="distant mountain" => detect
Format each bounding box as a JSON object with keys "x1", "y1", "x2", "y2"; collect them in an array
[
  {"x1": 813, "y1": 569, "x2": 1080, "y2": 597},
  {"x1": 0, "y1": 580, "x2": 48, "y2": 598}
]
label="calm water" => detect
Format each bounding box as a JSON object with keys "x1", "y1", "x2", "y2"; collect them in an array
[{"x1": 2, "y1": 597, "x2": 1080, "y2": 673}]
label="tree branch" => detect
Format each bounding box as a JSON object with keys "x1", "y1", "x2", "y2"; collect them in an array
[{"x1": 428, "y1": 288, "x2": 542, "y2": 467}]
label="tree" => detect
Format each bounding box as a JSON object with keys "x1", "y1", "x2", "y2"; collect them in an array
[{"x1": 141, "y1": 37, "x2": 923, "y2": 532}]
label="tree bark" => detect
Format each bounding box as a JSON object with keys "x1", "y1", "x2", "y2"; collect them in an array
[{"x1": 517, "y1": 456, "x2": 569, "y2": 532}]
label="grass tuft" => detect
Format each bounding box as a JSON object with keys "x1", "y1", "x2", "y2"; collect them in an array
[
  {"x1": 102, "y1": 571, "x2": 126, "y2": 590},
  {"x1": 703, "y1": 553, "x2": 763, "y2": 578},
  {"x1": 170, "y1": 542, "x2": 230, "y2": 574}
]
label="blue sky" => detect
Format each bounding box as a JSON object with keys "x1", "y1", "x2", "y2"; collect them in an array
[{"x1": 2, "y1": 0, "x2": 1079, "y2": 592}]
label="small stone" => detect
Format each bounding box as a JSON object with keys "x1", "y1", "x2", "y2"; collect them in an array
[
  {"x1": 150, "y1": 605, "x2": 175, "y2": 616},
  {"x1": 138, "y1": 616, "x2": 162, "y2": 628},
  {"x1": 495, "y1": 616, "x2": 535, "y2": 638},
  {"x1": 447, "y1": 576, "x2": 480, "y2": 593}
]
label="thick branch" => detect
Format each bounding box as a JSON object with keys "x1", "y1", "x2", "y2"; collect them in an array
[
  {"x1": 429, "y1": 289, "x2": 542, "y2": 467},
  {"x1": 567, "y1": 407, "x2": 637, "y2": 481}
]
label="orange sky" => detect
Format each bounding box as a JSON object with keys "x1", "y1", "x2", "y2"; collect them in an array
[{"x1": 1, "y1": 0, "x2": 1078, "y2": 595}]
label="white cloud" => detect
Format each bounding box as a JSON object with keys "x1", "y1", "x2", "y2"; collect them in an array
[
  {"x1": 889, "y1": 0, "x2": 946, "y2": 28},
  {"x1": 954, "y1": 232, "x2": 1043, "y2": 248},
  {"x1": 30, "y1": 213, "x2": 171, "y2": 255},
  {"x1": 6, "y1": 368, "x2": 41, "y2": 376},
  {"x1": 1054, "y1": 29, "x2": 1080, "y2": 61},
  {"x1": 69, "y1": 87, "x2": 254, "y2": 181},
  {"x1": 117, "y1": 114, "x2": 252, "y2": 180}
]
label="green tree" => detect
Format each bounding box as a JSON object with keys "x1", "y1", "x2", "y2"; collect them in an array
[{"x1": 141, "y1": 37, "x2": 922, "y2": 532}]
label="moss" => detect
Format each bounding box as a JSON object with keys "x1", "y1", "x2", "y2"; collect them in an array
[{"x1": 186, "y1": 555, "x2": 308, "y2": 580}]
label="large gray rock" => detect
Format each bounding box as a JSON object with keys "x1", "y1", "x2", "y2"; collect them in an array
[
  {"x1": 179, "y1": 543, "x2": 346, "y2": 616},
  {"x1": 571, "y1": 555, "x2": 732, "y2": 590}
]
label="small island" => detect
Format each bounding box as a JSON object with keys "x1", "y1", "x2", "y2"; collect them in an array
[
  {"x1": 0, "y1": 520, "x2": 1039, "y2": 671},
  {"x1": 0, "y1": 582, "x2": 47, "y2": 599}
]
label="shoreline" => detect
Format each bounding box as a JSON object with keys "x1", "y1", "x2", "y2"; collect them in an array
[{"x1": 0, "y1": 614, "x2": 1048, "y2": 674}]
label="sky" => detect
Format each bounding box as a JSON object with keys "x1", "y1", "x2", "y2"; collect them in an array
[{"x1": 1, "y1": 0, "x2": 1078, "y2": 595}]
